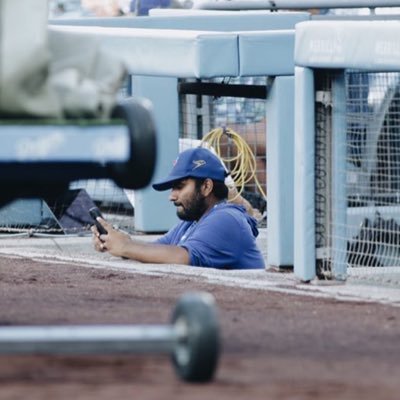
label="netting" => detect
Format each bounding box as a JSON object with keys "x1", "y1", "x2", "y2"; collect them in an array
[
  {"x1": 0, "y1": 182, "x2": 135, "y2": 237},
  {"x1": 315, "y1": 70, "x2": 400, "y2": 282}
]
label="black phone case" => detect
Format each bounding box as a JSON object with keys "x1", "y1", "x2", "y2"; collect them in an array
[{"x1": 89, "y1": 207, "x2": 107, "y2": 235}]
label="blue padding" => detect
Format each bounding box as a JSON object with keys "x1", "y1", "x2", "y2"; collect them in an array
[
  {"x1": 295, "y1": 20, "x2": 400, "y2": 71},
  {"x1": 49, "y1": 26, "x2": 239, "y2": 78},
  {"x1": 239, "y1": 30, "x2": 295, "y2": 76},
  {"x1": 266, "y1": 76, "x2": 294, "y2": 268},
  {"x1": 294, "y1": 66, "x2": 316, "y2": 282},
  {"x1": 51, "y1": 12, "x2": 309, "y2": 31},
  {"x1": 132, "y1": 76, "x2": 179, "y2": 232}
]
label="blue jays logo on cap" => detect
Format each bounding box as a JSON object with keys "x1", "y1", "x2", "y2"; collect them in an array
[{"x1": 192, "y1": 160, "x2": 206, "y2": 169}]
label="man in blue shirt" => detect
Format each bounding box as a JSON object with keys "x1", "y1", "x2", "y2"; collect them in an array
[{"x1": 92, "y1": 147, "x2": 265, "y2": 270}]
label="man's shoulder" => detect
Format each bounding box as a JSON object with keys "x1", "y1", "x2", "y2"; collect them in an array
[
  {"x1": 208, "y1": 202, "x2": 259, "y2": 237},
  {"x1": 206, "y1": 202, "x2": 247, "y2": 224},
  {"x1": 214, "y1": 202, "x2": 247, "y2": 216}
]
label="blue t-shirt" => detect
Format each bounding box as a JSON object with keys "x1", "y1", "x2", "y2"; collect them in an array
[{"x1": 155, "y1": 203, "x2": 265, "y2": 270}]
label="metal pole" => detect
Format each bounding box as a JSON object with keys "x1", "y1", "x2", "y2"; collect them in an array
[
  {"x1": 192, "y1": 0, "x2": 400, "y2": 10},
  {"x1": 0, "y1": 325, "x2": 181, "y2": 354}
]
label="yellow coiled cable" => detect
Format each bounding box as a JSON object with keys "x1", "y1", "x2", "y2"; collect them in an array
[{"x1": 200, "y1": 127, "x2": 266, "y2": 201}]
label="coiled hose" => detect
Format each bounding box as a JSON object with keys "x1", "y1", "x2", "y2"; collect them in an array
[{"x1": 200, "y1": 127, "x2": 266, "y2": 202}]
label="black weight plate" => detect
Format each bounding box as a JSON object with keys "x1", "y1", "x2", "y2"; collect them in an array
[
  {"x1": 171, "y1": 292, "x2": 220, "y2": 383},
  {"x1": 109, "y1": 97, "x2": 157, "y2": 189}
]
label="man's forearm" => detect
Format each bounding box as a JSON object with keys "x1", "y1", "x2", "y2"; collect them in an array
[
  {"x1": 119, "y1": 240, "x2": 190, "y2": 265},
  {"x1": 94, "y1": 220, "x2": 190, "y2": 265}
]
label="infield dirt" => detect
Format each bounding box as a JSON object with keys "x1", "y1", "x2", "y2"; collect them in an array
[{"x1": 0, "y1": 255, "x2": 399, "y2": 400}]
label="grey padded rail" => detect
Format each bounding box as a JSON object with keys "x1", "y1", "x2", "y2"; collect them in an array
[
  {"x1": 193, "y1": 0, "x2": 400, "y2": 10},
  {"x1": 295, "y1": 20, "x2": 400, "y2": 71},
  {"x1": 49, "y1": 12, "x2": 309, "y2": 31},
  {"x1": 48, "y1": 25, "x2": 239, "y2": 78}
]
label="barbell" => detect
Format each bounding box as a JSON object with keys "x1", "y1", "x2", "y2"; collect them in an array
[
  {"x1": 0, "y1": 97, "x2": 157, "y2": 205},
  {"x1": 0, "y1": 292, "x2": 220, "y2": 383}
]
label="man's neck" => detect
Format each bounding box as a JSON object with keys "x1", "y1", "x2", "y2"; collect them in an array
[{"x1": 198, "y1": 197, "x2": 225, "y2": 221}]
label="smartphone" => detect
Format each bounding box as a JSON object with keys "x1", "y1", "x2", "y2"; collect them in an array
[{"x1": 89, "y1": 207, "x2": 108, "y2": 235}]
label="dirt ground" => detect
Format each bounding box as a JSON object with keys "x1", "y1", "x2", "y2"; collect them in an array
[{"x1": 0, "y1": 255, "x2": 399, "y2": 400}]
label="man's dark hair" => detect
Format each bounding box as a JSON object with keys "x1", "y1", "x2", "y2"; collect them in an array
[{"x1": 195, "y1": 178, "x2": 228, "y2": 200}]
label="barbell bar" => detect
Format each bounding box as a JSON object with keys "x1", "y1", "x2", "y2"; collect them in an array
[{"x1": 0, "y1": 292, "x2": 220, "y2": 383}]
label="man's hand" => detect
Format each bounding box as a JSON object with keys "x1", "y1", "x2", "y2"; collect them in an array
[
  {"x1": 91, "y1": 217, "x2": 132, "y2": 258},
  {"x1": 91, "y1": 217, "x2": 190, "y2": 265}
]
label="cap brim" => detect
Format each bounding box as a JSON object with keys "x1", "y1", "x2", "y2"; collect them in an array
[{"x1": 152, "y1": 175, "x2": 187, "y2": 191}]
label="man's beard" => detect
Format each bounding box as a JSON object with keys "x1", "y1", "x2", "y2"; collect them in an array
[{"x1": 175, "y1": 190, "x2": 208, "y2": 221}]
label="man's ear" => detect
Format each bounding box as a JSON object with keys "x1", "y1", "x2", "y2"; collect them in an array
[{"x1": 201, "y1": 178, "x2": 214, "y2": 196}]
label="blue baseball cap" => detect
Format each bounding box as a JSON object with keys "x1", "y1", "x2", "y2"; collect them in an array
[{"x1": 152, "y1": 147, "x2": 228, "y2": 191}]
